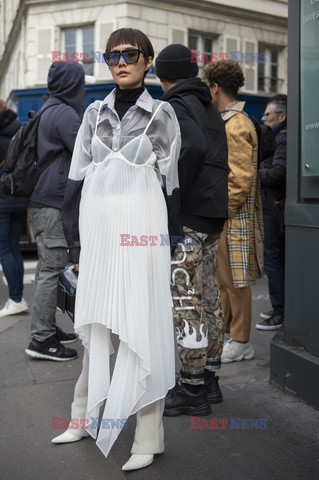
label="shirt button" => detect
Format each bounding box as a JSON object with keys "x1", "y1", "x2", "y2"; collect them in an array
[{"x1": 113, "y1": 147, "x2": 118, "y2": 151}]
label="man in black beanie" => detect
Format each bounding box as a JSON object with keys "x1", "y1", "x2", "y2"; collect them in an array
[{"x1": 156, "y1": 44, "x2": 228, "y2": 416}]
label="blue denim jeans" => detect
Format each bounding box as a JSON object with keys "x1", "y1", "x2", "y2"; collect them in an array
[
  {"x1": 263, "y1": 212, "x2": 285, "y2": 316},
  {"x1": 0, "y1": 209, "x2": 26, "y2": 302}
]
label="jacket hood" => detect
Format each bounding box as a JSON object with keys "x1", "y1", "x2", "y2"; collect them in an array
[
  {"x1": 161, "y1": 77, "x2": 212, "y2": 105},
  {"x1": 48, "y1": 62, "x2": 85, "y2": 116},
  {"x1": 0, "y1": 109, "x2": 17, "y2": 131}
]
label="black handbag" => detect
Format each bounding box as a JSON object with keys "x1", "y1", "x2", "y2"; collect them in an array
[{"x1": 57, "y1": 264, "x2": 78, "y2": 322}]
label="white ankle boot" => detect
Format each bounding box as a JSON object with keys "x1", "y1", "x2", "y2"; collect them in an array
[
  {"x1": 122, "y1": 454, "x2": 154, "y2": 471},
  {"x1": 52, "y1": 396, "x2": 89, "y2": 444}
]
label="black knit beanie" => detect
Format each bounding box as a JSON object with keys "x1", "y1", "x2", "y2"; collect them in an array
[{"x1": 155, "y1": 44, "x2": 198, "y2": 80}]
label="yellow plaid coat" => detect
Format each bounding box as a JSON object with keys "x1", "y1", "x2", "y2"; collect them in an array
[{"x1": 222, "y1": 102, "x2": 264, "y2": 288}]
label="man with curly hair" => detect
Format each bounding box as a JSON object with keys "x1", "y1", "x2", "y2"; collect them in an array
[{"x1": 202, "y1": 61, "x2": 264, "y2": 363}]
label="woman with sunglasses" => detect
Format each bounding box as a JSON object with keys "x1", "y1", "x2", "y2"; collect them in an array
[{"x1": 52, "y1": 28, "x2": 181, "y2": 471}]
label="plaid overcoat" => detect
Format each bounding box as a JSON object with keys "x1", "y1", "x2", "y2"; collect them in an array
[{"x1": 222, "y1": 102, "x2": 264, "y2": 288}]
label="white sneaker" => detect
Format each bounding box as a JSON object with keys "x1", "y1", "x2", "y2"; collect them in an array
[
  {"x1": 0, "y1": 298, "x2": 28, "y2": 318},
  {"x1": 221, "y1": 339, "x2": 254, "y2": 363}
]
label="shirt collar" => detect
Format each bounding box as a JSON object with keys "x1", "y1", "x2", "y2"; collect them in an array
[
  {"x1": 101, "y1": 87, "x2": 154, "y2": 113},
  {"x1": 221, "y1": 101, "x2": 246, "y2": 121}
]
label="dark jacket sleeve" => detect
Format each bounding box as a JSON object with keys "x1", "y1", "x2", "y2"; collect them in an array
[
  {"x1": 152, "y1": 103, "x2": 182, "y2": 246},
  {"x1": 259, "y1": 130, "x2": 287, "y2": 188},
  {"x1": 162, "y1": 186, "x2": 182, "y2": 251},
  {"x1": 31, "y1": 104, "x2": 82, "y2": 209},
  {"x1": 0, "y1": 117, "x2": 27, "y2": 210},
  {"x1": 55, "y1": 107, "x2": 81, "y2": 154},
  {"x1": 0, "y1": 118, "x2": 22, "y2": 161},
  {"x1": 61, "y1": 179, "x2": 83, "y2": 263},
  {"x1": 36, "y1": 105, "x2": 81, "y2": 170},
  {"x1": 168, "y1": 96, "x2": 228, "y2": 220},
  {"x1": 170, "y1": 99, "x2": 206, "y2": 201},
  {"x1": 61, "y1": 106, "x2": 94, "y2": 263}
]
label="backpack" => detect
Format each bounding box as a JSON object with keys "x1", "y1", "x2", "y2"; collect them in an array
[{"x1": 0, "y1": 101, "x2": 64, "y2": 197}]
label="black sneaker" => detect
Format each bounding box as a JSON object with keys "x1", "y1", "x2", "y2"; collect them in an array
[
  {"x1": 260, "y1": 309, "x2": 274, "y2": 320},
  {"x1": 164, "y1": 377, "x2": 212, "y2": 417},
  {"x1": 25, "y1": 336, "x2": 78, "y2": 361},
  {"x1": 55, "y1": 326, "x2": 78, "y2": 344},
  {"x1": 204, "y1": 370, "x2": 223, "y2": 404},
  {"x1": 256, "y1": 314, "x2": 284, "y2": 331}
]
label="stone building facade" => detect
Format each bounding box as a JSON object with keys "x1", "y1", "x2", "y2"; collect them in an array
[{"x1": 0, "y1": 0, "x2": 288, "y2": 101}]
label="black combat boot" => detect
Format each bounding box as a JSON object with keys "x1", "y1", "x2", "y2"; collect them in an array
[
  {"x1": 204, "y1": 369, "x2": 223, "y2": 404},
  {"x1": 164, "y1": 371, "x2": 212, "y2": 417}
]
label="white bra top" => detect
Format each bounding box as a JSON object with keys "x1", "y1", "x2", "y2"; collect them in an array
[{"x1": 91, "y1": 102, "x2": 163, "y2": 168}]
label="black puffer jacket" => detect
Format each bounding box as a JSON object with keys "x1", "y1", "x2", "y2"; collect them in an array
[
  {"x1": 0, "y1": 109, "x2": 28, "y2": 212},
  {"x1": 259, "y1": 123, "x2": 287, "y2": 212},
  {"x1": 162, "y1": 77, "x2": 228, "y2": 234}
]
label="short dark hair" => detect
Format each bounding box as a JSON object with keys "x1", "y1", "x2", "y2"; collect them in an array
[
  {"x1": 105, "y1": 28, "x2": 154, "y2": 60},
  {"x1": 202, "y1": 61, "x2": 244, "y2": 97},
  {"x1": 105, "y1": 28, "x2": 154, "y2": 80},
  {"x1": 270, "y1": 94, "x2": 287, "y2": 103}
]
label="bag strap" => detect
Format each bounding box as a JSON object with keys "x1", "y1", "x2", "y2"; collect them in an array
[
  {"x1": 40, "y1": 101, "x2": 62, "y2": 113},
  {"x1": 29, "y1": 100, "x2": 64, "y2": 119}
]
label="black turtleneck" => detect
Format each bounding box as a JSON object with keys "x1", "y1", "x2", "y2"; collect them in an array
[{"x1": 114, "y1": 85, "x2": 144, "y2": 120}]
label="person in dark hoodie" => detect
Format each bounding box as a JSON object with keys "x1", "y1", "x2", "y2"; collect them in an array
[
  {"x1": 155, "y1": 44, "x2": 228, "y2": 416},
  {"x1": 0, "y1": 100, "x2": 29, "y2": 318},
  {"x1": 25, "y1": 62, "x2": 85, "y2": 361}
]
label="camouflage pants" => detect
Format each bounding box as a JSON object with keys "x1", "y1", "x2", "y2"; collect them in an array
[{"x1": 171, "y1": 227, "x2": 225, "y2": 385}]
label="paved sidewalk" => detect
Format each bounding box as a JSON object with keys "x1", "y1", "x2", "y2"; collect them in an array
[{"x1": 0, "y1": 268, "x2": 318, "y2": 480}]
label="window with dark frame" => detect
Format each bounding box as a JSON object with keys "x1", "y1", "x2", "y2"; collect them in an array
[
  {"x1": 188, "y1": 33, "x2": 215, "y2": 66},
  {"x1": 258, "y1": 45, "x2": 283, "y2": 94}
]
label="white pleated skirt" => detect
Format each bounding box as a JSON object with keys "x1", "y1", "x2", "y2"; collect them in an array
[{"x1": 74, "y1": 154, "x2": 175, "y2": 457}]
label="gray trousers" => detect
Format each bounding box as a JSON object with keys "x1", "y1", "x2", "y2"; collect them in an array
[{"x1": 29, "y1": 207, "x2": 69, "y2": 342}]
